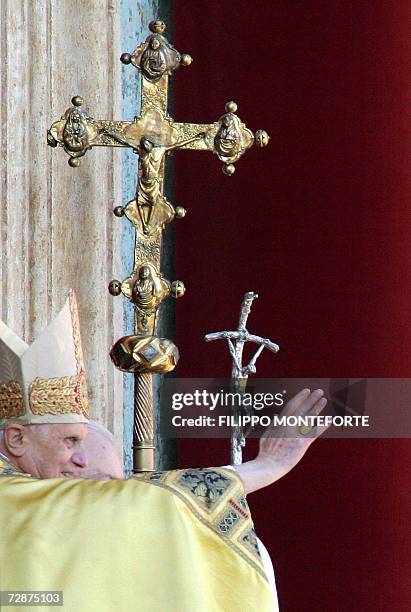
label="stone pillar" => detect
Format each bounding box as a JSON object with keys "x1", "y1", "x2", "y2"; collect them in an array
[{"x1": 0, "y1": 0, "x2": 125, "y2": 453}]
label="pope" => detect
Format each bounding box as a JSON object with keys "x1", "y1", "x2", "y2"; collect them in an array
[{"x1": 0, "y1": 293, "x2": 326, "y2": 612}]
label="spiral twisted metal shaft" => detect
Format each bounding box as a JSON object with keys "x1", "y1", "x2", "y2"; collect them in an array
[{"x1": 133, "y1": 371, "x2": 155, "y2": 471}]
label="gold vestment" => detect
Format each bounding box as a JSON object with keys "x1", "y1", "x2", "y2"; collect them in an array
[{"x1": 0, "y1": 457, "x2": 275, "y2": 612}]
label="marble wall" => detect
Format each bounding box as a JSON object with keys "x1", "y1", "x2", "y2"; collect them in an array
[{"x1": 0, "y1": 0, "x2": 163, "y2": 455}]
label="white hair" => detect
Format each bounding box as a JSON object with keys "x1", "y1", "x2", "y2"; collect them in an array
[
  {"x1": 87, "y1": 420, "x2": 115, "y2": 444},
  {"x1": 1, "y1": 421, "x2": 115, "y2": 447}
]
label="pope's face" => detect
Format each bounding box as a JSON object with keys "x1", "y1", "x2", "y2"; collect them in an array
[{"x1": 21, "y1": 423, "x2": 88, "y2": 478}]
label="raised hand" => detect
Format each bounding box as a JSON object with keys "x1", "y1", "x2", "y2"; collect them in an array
[{"x1": 233, "y1": 388, "x2": 328, "y2": 494}]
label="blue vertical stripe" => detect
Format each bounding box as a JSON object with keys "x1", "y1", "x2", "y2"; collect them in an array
[{"x1": 121, "y1": 0, "x2": 162, "y2": 476}]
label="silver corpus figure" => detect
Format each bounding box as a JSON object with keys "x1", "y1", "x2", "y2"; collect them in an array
[{"x1": 205, "y1": 292, "x2": 279, "y2": 464}]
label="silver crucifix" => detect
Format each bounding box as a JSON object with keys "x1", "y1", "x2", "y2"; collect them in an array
[{"x1": 205, "y1": 292, "x2": 279, "y2": 464}]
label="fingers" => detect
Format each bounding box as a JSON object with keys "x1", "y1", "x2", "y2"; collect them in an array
[
  {"x1": 307, "y1": 396, "x2": 327, "y2": 416},
  {"x1": 284, "y1": 390, "x2": 328, "y2": 443},
  {"x1": 264, "y1": 389, "x2": 330, "y2": 444},
  {"x1": 303, "y1": 389, "x2": 324, "y2": 413},
  {"x1": 286, "y1": 388, "x2": 324, "y2": 416},
  {"x1": 305, "y1": 397, "x2": 330, "y2": 442},
  {"x1": 284, "y1": 388, "x2": 310, "y2": 413}
]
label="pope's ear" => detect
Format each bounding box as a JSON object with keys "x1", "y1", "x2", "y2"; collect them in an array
[{"x1": 4, "y1": 424, "x2": 27, "y2": 457}]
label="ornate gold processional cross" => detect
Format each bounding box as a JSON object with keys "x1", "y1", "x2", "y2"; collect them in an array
[{"x1": 47, "y1": 20, "x2": 269, "y2": 472}]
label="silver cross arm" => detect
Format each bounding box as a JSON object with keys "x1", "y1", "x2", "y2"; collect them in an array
[{"x1": 205, "y1": 331, "x2": 279, "y2": 354}]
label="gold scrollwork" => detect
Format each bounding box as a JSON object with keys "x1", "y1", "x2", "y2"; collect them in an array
[
  {"x1": 0, "y1": 381, "x2": 24, "y2": 420},
  {"x1": 135, "y1": 236, "x2": 161, "y2": 266},
  {"x1": 69, "y1": 290, "x2": 86, "y2": 375},
  {"x1": 29, "y1": 371, "x2": 89, "y2": 419},
  {"x1": 141, "y1": 81, "x2": 168, "y2": 112}
]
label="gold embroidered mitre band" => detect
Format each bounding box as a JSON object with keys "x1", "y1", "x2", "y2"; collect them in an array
[
  {"x1": 29, "y1": 371, "x2": 88, "y2": 417},
  {"x1": 0, "y1": 381, "x2": 25, "y2": 420},
  {"x1": 0, "y1": 290, "x2": 89, "y2": 427}
]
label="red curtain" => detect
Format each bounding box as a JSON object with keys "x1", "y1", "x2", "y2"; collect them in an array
[{"x1": 173, "y1": 2, "x2": 411, "y2": 609}]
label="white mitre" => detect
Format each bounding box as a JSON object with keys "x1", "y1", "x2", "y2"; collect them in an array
[{"x1": 0, "y1": 290, "x2": 89, "y2": 428}]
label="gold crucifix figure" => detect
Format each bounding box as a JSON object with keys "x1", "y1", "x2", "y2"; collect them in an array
[
  {"x1": 99, "y1": 129, "x2": 206, "y2": 235},
  {"x1": 47, "y1": 20, "x2": 269, "y2": 472}
]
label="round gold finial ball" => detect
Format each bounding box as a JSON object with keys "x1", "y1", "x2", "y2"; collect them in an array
[
  {"x1": 149, "y1": 20, "x2": 166, "y2": 34},
  {"x1": 222, "y1": 163, "x2": 235, "y2": 176},
  {"x1": 175, "y1": 206, "x2": 187, "y2": 219},
  {"x1": 180, "y1": 54, "x2": 193, "y2": 66},
  {"x1": 68, "y1": 157, "x2": 80, "y2": 168},
  {"x1": 120, "y1": 52, "x2": 132, "y2": 65},
  {"x1": 108, "y1": 280, "x2": 122, "y2": 296},
  {"x1": 171, "y1": 280, "x2": 186, "y2": 299},
  {"x1": 225, "y1": 101, "x2": 238, "y2": 113},
  {"x1": 71, "y1": 96, "x2": 83, "y2": 107},
  {"x1": 113, "y1": 206, "x2": 125, "y2": 217},
  {"x1": 255, "y1": 130, "x2": 270, "y2": 147}
]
